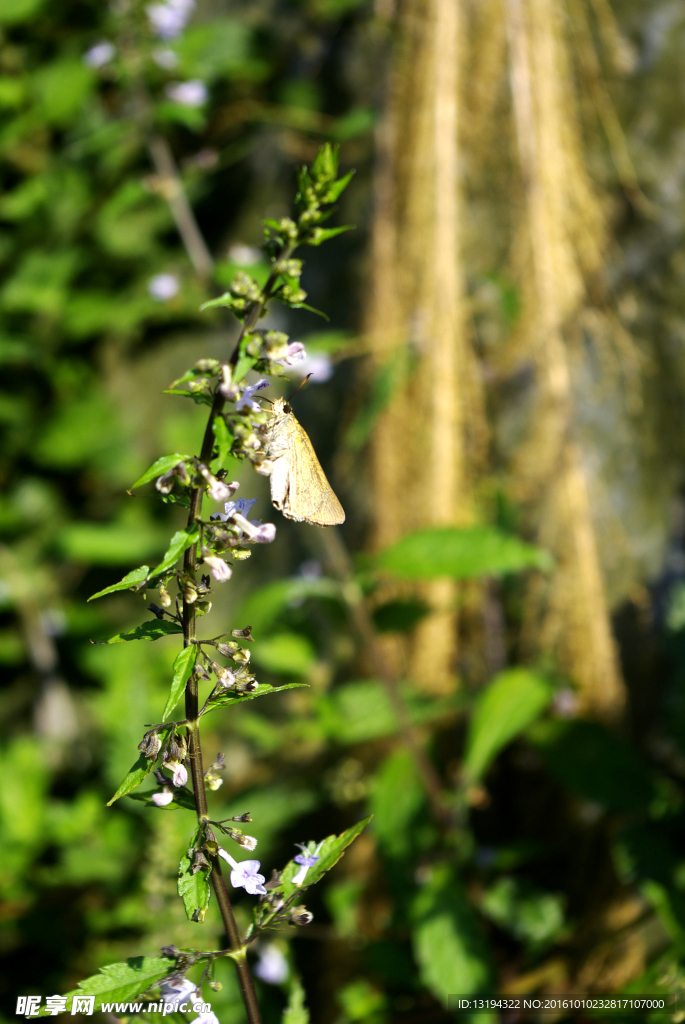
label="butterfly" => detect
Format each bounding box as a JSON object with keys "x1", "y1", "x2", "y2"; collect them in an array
[{"x1": 265, "y1": 398, "x2": 345, "y2": 526}]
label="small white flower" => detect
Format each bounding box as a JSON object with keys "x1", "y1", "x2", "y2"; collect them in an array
[
  {"x1": 191, "y1": 1013, "x2": 219, "y2": 1024},
  {"x1": 228, "y1": 244, "x2": 262, "y2": 266},
  {"x1": 159, "y1": 978, "x2": 197, "y2": 1001},
  {"x1": 218, "y1": 849, "x2": 268, "y2": 895},
  {"x1": 254, "y1": 945, "x2": 289, "y2": 985},
  {"x1": 84, "y1": 41, "x2": 115, "y2": 67},
  {"x1": 152, "y1": 47, "x2": 179, "y2": 68},
  {"x1": 207, "y1": 478, "x2": 232, "y2": 502},
  {"x1": 165, "y1": 80, "x2": 208, "y2": 107},
  {"x1": 237, "y1": 834, "x2": 258, "y2": 851},
  {"x1": 152, "y1": 790, "x2": 174, "y2": 807},
  {"x1": 203, "y1": 555, "x2": 232, "y2": 582},
  {"x1": 235, "y1": 378, "x2": 270, "y2": 412},
  {"x1": 164, "y1": 760, "x2": 188, "y2": 787},
  {"x1": 148, "y1": 273, "x2": 179, "y2": 301},
  {"x1": 147, "y1": 0, "x2": 195, "y2": 40}
]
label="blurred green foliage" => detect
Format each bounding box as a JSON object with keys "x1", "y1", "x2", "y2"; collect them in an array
[{"x1": 4, "y1": 0, "x2": 685, "y2": 1022}]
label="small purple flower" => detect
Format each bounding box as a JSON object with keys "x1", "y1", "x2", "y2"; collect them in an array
[
  {"x1": 218, "y1": 849, "x2": 268, "y2": 895},
  {"x1": 84, "y1": 41, "x2": 115, "y2": 67},
  {"x1": 225, "y1": 498, "x2": 257, "y2": 518},
  {"x1": 254, "y1": 945, "x2": 289, "y2": 985},
  {"x1": 164, "y1": 760, "x2": 188, "y2": 788},
  {"x1": 235, "y1": 378, "x2": 270, "y2": 412},
  {"x1": 146, "y1": 0, "x2": 195, "y2": 40},
  {"x1": 276, "y1": 342, "x2": 306, "y2": 366},
  {"x1": 288, "y1": 353, "x2": 333, "y2": 382},
  {"x1": 152, "y1": 790, "x2": 174, "y2": 807},
  {"x1": 203, "y1": 555, "x2": 232, "y2": 582},
  {"x1": 231, "y1": 513, "x2": 276, "y2": 544},
  {"x1": 165, "y1": 80, "x2": 208, "y2": 107},
  {"x1": 292, "y1": 842, "x2": 322, "y2": 885},
  {"x1": 148, "y1": 273, "x2": 179, "y2": 301}
]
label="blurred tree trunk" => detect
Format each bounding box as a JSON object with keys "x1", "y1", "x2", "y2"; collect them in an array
[
  {"x1": 365, "y1": 0, "x2": 483, "y2": 695},
  {"x1": 503, "y1": 0, "x2": 626, "y2": 720}
]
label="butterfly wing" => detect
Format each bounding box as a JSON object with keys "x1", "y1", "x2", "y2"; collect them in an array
[{"x1": 283, "y1": 414, "x2": 345, "y2": 526}]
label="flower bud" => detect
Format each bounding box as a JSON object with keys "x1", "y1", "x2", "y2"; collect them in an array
[
  {"x1": 231, "y1": 626, "x2": 253, "y2": 641},
  {"x1": 232, "y1": 647, "x2": 251, "y2": 665},
  {"x1": 216, "y1": 641, "x2": 238, "y2": 657},
  {"x1": 158, "y1": 584, "x2": 172, "y2": 608},
  {"x1": 138, "y1": 730, "x2": 162, "y2": 759},
  {"x1": 288, "y1": 907, "x2": 313, "y2": 926},
  {"x1": 235, "y1": 678, "x2": 258, "y2": 694}
]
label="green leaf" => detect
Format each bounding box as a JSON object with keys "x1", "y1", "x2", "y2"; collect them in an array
[
  {"x1": 370, "y1": 749, "x2": 426, "y2": 858},
  {"x1": 269, "y1": 816, "x2": 371, "y2": 908},
  {"x1": 233, "y1": 354, "x2": 256, "y2": 383},
  {"x1": 283, "y1": 976, "x2": 310, "y2": 1024},
  {"x1": 101, "y1": 620, "x2": 184, "y2": 643},
  {"x1": 306, "y1": 225, "x2": 354, "y2": 246},
  {"x1": 106, "y1": 729, "x2": 171, "y2": 806},
  {"x1": 528, "y1": 718, "x2": 654, "y2": 813},
  {"x1": 323, "y1": 170, "x2": 355, "y2": 202},
  {"x1": 38, "y1": 957, "x2": 177, "y2": 1013},
  {"x1": 289, "y1": 302, "x2": 330, "y2": 320},
  {"x1": 88, "y1": 566, "x2": 150, "y2": 602},
  {"x1": 212, "y1": 415, "x2": 232, "y2": 467},
  {"x1": 200, "y1": 292, "x2": 237, "y2": 311},
  {"x1": 154, "y1": 525, "x2": 200, "y2": 576},
  {"x1": 463, "y1": 669, "x2": 553, "y2": 783},
  {"x1": 163, "y1": 645, "x2": 197, "y2": 720},
  {"x1": 178, "y1": 825, "x2": 211, "y2": 922},
  {"x1": 376, "y1": 526, "x2": 553, "y2": 580},
  {"x1": 131, "y1": 453, "x2": 191, "y2": 490},
  {"x1": 412, "y1": 868, "x2": 494, "y2": 1006},
  {"x1": 202, "y1": 682, "x2": 308, "y2": 715}
]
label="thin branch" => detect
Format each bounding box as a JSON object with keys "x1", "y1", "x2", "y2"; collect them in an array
[{"x1": 147, "y1": 134, "x2": 214, "y2": 281}]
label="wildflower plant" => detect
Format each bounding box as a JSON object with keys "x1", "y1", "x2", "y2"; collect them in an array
[{"x1": 53, "y1": 146, "x2": 368, "y2": 1024}]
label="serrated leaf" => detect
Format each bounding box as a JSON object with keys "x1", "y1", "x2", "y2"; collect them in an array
[
  {"x1": 88, "y1": 565, "x2": 150, "y2": 602},
  {"x1": 132, "y1": 454, "x2": 191, "y2": 490},
  {"x1": 212, "y1": 415, "x2": 232, "y2": 467},
  {"x1": 269, "y1": 816, "x2": 371, "y2": 908},
  {"x1": 107, "y1": 728, "x2": 172, "y2": 806},
  {"x1": 463, "y1": 669, "x2": 553, "y2": 783},
  {"x1": 101, "y1": 619, "x2": 183, "y2": 643},
  {"x1": 178, "y1": 825, "x2": 211, "y2": 922},
  {"x1": 154, "y1": 525, "x2": 200, "y2": 576},
  {"x1": 307, "y1": 225, "x2": 354, "y2": 246},
  {"x1": 163, "y1": 645, "x2": 197, "y2": 720},
  {"x1": 201, "y1": 681, "x2": 308, "y2": 715},
  {"x1": 38, "y1": 957, "x2": 177, "y2": 1013},
  {"x1": 376, "y1": 526, "x2": 553, "y2": 580}
]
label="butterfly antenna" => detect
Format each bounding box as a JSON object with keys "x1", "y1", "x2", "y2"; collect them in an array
[{"x1": 287, "y1": 373, "x2": 313, "y2": 402}]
